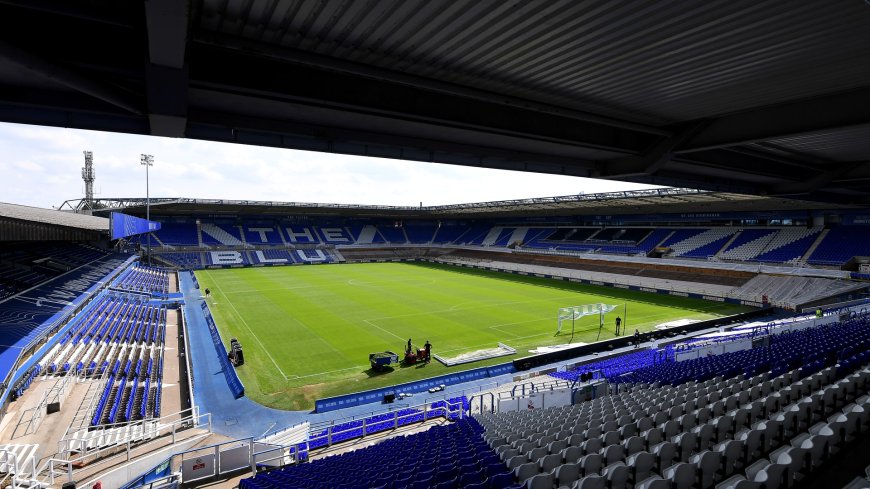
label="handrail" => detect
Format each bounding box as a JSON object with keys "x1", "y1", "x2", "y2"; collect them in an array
[
  {"x1": 39, "y1": 411, "x2": 212, "y2": 486},
  {"x1": 60, "y1": 410, "x2": 210, "y2": 464},
  {"x1": 307, "y1": 398, "x2": 466, "y2": 449}
]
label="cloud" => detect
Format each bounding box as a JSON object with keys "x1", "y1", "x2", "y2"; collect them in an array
[
  {"x1": 0, "y1": 121, "x2": 663, "y2": 208},
  {"x1": 14, "y1": 160, "x2": 44, "y2": 172}
]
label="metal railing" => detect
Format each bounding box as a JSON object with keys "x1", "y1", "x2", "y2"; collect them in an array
[
  {"x1": 59, "y1": 407, "x2": 207, "y2": 456},
  {"x1": 307, "y1": 397, "x2": 466, "y2": 449},
  {"x1": 0, "y1": 448, "x2": 38, "y2": 489}
]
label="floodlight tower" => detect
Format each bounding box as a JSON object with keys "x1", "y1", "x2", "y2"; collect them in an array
[
  {"x1": 141, "y1": 154, "x2": 154, "y2": 264},
  {"x1": 81, "y1": 151, "x2": 95, "y2": 211}
]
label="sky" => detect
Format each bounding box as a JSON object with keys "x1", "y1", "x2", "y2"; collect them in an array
[{"x1": 0, "y1": 122, "x2": 660, "y2": 209}]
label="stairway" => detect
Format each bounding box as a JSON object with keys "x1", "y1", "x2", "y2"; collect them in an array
[
  {"x1": 802, "y1": 228, "x2": 830, "y2": 261},
  {"x1": 236, "y1": 225, "x2": 248, "y2": 246},
  {"x1": 481, "y1": 227, "x2": 502, "y2": 246},
  {"x1": 130, "y1": 385, "x2": 145, "y2": 421},
  {"x1": 655, "y1": 230, "x2": 675, "y2": 248},
  {"x1": 100, "y1": 381, "x2": 120, "y2": 425},
  {"x1": 355, "y1": 225, "x2": 376, "y2": 245},
  {"x1": 509, "y1": 227, "x2": 530, "y2": 245},
  {"x1": 668, "y1": 228, "x2": 737, "y2": 257},
  {"x1": 330, "y1": 249, "x2": 347, "y2": 263},
  {"x1": 715, "y1": 231, "x2": 743, "y2": 256}
]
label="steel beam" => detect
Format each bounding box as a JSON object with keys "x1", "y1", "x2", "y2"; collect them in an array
[{"x1": 677, "y1": 87, "x2": 870, "y2": 153}]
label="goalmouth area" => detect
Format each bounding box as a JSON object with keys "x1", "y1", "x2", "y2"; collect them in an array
[{"x1": 194, "y1": 262, "x2": 753, "y2": 411}]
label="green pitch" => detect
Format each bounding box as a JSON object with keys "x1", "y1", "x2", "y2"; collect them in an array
[{"x1": 195, "y1": 262, "x2": 752, "y2": 410}]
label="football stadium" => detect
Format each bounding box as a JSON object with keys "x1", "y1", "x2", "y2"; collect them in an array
[{"x1": 1, "y1": 2, "x2": 870, "y2": 489}]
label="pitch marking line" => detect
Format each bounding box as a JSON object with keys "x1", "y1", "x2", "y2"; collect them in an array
[
  {"x1": 205, "y1": 270, "x2": 290, "y2": 381},
  {"x1": 287, "y1": 364, "x2": 367, "y2": 380},
  {"x1": 347, "y1": 278, "x2": 437, "y2": 287},
  {"x1": 437, "y1": 331, "x2": 556, "y2": 355},
  {"x1": 364, "y1": 295, "x2": 583, "y2": 323},
  {"x1": 362, "y1": 318, "x2": 407, "y2": 343}
]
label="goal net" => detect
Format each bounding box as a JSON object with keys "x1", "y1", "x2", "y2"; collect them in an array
[{"x1": 557, "y1": 303, "x2": 621, "y2": 335}]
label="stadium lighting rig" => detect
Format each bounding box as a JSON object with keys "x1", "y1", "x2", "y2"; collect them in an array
[{"x1": 140, "y1": 154, "x2": 154, "y2": 264}]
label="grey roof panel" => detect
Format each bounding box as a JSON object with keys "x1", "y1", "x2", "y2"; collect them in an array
[{"x1": 0, "y1": 202, "x2": 109, "y2": 232}]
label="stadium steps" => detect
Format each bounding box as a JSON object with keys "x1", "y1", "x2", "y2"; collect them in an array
[
  {"x1": 668, "y1": 228, "x2": 736, "y2": 257},
  {"x1": 715, "y1": 230, "x2": 744, "y2": 256},
  {"x1": 195, "y1": 221, "x2": 204, "y2": 247},
  {"x1": 331, "y1": 249, "x2": 347, "y2": 262},
  {"x1": 373, "y1": 227, "x2": 389, "y2": 244},
  {"x1": 635, "y1": 229, "x2": 654, "y2": 247},
  {"x1": 802, "y1": 228, "x2": 830, "y2": 261},
  {"x1": 509, "y1": 227, "x2": 529, "y2": 245},
  {"x1": 356, "y1": 224, "x2": 378, "y2": 244},
  {"x1": 654, "y1": 230, "x2": 675, "y2": 249},
  {"x1": 431, "y1": 225, "x2": 442, "y2": 244},
  {"x1": 236, "y1": 225, "x2": 248, "y2": 246},
  {"x1": 760, "y1": 227, "x2": 822, "y2": 255},
  {"x1": 585, "y1": 228, "x2": 603, "y2": 240},
  {"x1": 482, "y1": 227, "x2": 502, "y2": 246},
  {"x1": 276, "y1": 226, "x2": 290, "y2": 246},
  {"x1": 718, "y1": 229, "x2": 779, "y2": 261}
]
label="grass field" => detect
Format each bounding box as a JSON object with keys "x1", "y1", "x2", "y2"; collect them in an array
[{"x1": 195, "y1": 262, "x2": 753, "y2": 410}]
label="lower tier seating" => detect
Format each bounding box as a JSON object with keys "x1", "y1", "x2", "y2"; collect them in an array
[{"x1": 241, "y1": 418, "x2": 517, "y2": 489}]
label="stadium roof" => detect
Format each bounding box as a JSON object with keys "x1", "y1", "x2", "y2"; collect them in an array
[
  {"x1": 67, "y1": 189, "x2": 854, "y2": 219},
  {"x1": 0, "y1": 202, "x2": 108, "y2": 231},
  {"x1": 2, "y1": 1, "x2": 870, "y2": 204}
]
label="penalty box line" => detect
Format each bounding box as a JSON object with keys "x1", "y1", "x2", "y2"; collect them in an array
[{"x1": 205, "y1": 270, "x2": 291, "y2": 381}]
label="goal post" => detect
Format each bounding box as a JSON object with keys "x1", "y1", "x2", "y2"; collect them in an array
[{"x1": 556, "y1": 303, "x2": 624, "y2": 339}]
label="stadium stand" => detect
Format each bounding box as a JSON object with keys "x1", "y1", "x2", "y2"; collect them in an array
[
  {"x1": 0, "y1": 252, "x2": 131, "y2": 395},
  {"x1": 153, "y1": 251, "x2": 202, "y2": 269},
  {"x1": 0, "y1": 243, "x2": 110, "y2": 294},
  {"x1": 377, "y1": 225, "x2": 407, "y2": 244},
  {"x1": 403, "y1": 224, "x2": 436, "y2": 244},
  {"x1": 346, "y1": 224, "x2": 375, "y2": 245},
  {"x1": 460, "y1": 224, "x2": 494, "y2": 246},
  {"x1": 200, "y1": 223, "x2": 245, "y2": 246},
  {"x1": 719, "y1": 229, "x2": 780, "y2": 261},
  {"x1": 667, "y1": 229, "x2": 737, "y2": 258},
  {"x1": 809, "y1": 227, "x2": 870, "y2": 266},
  {"x1": 432, "y1": 224, "x2": 473, "y2": 244},
  {"x1": 317, "y1": 226, "x2": 355, "y2": 244},
  {"x1": 750, "y1": 227, "x2": 823, "y2": 264},
  {"x1": 241, "y1": 418, "x2": 512, "y2": 489},
  {"x1": 145, "y1": 218, "x2": 870, "y2": 274},
  {"x1": 152, "y1": 222, "x2": 199, "y2": 246},
  {"x1": 251, "y1": 249, "x2": 297, "y2": 264},
  {"x1": 730, "y1": 275, "x2": 866, "y2": 308},
  {"x1": 243, "y1": 224, "x2": 286, "y2": 245},
  {"x1": 305, "y1": 397, "x2": 470, "y2": 449},
  {"x1": 34, "y1": 293, "x2": 169, "y2": 426},
  {"x1": 112, "y1": 265, "x2": 170, "y2": 294}
]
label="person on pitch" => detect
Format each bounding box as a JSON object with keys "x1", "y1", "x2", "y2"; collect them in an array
[
  {"x1": 615, "y1": 316, "x2": 622, "y2": 335},
  {"x1": 407, "y1": 338, "x2": 412, "y2": 355},
  {"x1": 424, "y1": 340, "x2": 432, "y2": 363},
  {"x1": 634, "y1": 328, "x2": 641, "y2": 348}
]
